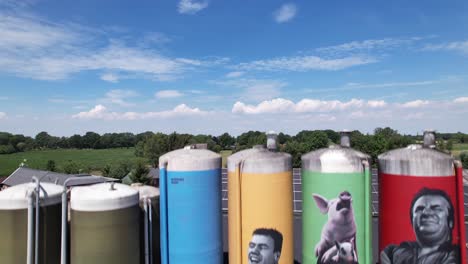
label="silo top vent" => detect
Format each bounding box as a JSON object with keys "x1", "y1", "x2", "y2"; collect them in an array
[
  {"x1": 266, "y1": 131, "x2": 278, "y2": 151},
  {"x1": 340, "y1": 130, "x2": 351, "y2": 148},
  {"x1": 423, "y1": 129, "x2": 436, "y2": 149}
]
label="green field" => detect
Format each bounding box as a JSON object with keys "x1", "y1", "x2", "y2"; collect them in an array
[
  {"x1": 0, "y1": 148, "x2": 142, "y2": 176},
  {"x1": 220, "y1": 150, "x2": 233, "y2": 168},
  {"x1": 452, "y1": 143, "x2": 468, "y2": 158},
  {"x1": 1, "y1": 143, "x2": 462, "y2": 176}
]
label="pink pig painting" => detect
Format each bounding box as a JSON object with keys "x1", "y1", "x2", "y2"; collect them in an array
[{"x1": 313, "y1": 191, "x2": 358, "y2": 264}]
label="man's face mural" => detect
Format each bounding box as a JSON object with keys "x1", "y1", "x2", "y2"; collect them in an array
[
  {"x1": 412, "y1": 194, "x2": 453, "y2": 246},
  {"x1": 248, "y1": 234, "x2": 280, "y2": 264}
]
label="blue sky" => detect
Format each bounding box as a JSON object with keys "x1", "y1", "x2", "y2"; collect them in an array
[{"x1": 0, "y1": 0, "x2": 467, "y2": 136}]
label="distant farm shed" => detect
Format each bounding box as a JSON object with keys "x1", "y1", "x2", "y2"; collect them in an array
[
  {"x1": 121, "y1": 167, "x2": 159, "y2": 187},
  {"x1": 2, "y1": 166, "x2": 118, "y2": 187}
]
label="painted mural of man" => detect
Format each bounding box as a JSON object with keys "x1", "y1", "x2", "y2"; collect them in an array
[
  {"x1": 248, "y1": 228, "x2": 283, "y2": 264},
  {"x1": 381, "y1": 188, "x2": 459, "y2": 264}
]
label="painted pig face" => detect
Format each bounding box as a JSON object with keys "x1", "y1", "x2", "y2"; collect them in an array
[{"x1": 313, "y1": 191, "x2": 353, "y2": 218}]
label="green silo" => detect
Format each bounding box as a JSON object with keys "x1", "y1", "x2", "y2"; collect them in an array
[{"x1": 301, "y1": 131, "x2": 372, "y2": 264}]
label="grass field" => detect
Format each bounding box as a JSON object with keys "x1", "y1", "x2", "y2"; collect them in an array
[
  {"x1": 452, "y1": 143, "x2": 468, "y2": 158},
  {"x1": 0, "y1": 148, "x2": 143, "y2": 176},
  {"x1": 220, "y1": 150, "x2": 233, "y2": 168},
  {"x1": 0, "y1": 143, "x2": 462, "y2": 176}
]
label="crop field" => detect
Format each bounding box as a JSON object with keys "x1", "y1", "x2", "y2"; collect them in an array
[
  {"x1": 220, "y1": 150, "x2": 233, "y2": 168},
  {"x1": 0, "y1": 148, "x2": 142, "y2": 176},
  {"x1": 452, "y1": 143, "x2": 468, "y2": 158},
  {"x1": 0, "y1": 143, "x2": 464, "y2": 176}
]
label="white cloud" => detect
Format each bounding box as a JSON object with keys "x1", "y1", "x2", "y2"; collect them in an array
[
  {"x1": 454, "y1": 97, "x2": 468, "y2": 103},
  {"x1": 155, "y1": 90, "x2": 184, "y2": 98},
  {"x1": 0, "y1": 13, "x2": 79, "y2": 52},
  {"x1": 142, "y1": 32, "x2": 171, "y2": 45},
  {"x1": 87, "y1": 43, "x2": 197, "y2": 81},
  {"x1": 243, "y1": 81, "x2": 285, "y2": 102},
  {"x1": 423, "y1": 40, "x2": 468, "y2": 55},
  {"x1": 0, "y1": 0, "x2": 33, "y2": 8},
  {"x1": 178, "y1": 0, "x2": 208, "y2": 14},
  {"x1": 229, "y1": 97, "x2": 468, "y2": 133},
  {"x1": 316, "y1": 37, "x2": 422, "y2": 55},
  {"x1": 100, "y1": 73, "x2": 119, "y2": 83},
  {"x1": 403, "y1": 112, "x2": 425, "y2": 120},
  {"x1": 274, "y1": 3, "x2": 297, "y2": 23},
  {"x1": 306, "y1": 80, "x2": 437, "y2": 94},
  {"x1": 236, "y1": 55, "x2": 376, "y2": 72},
  {"x1": 350, "y1": 111, "x2": 366, "y2": 119},
  {"x1": 367, "y1": 100, "x2": 387, "y2": 108},
  {"x1": 214, "y1": 78, "x2": 287, "y2": 102},
  {"x1": 73, "y1": 105, "x2": 88, "y2": 110},
  {"x1": 72, "y1": 104, "x2": 108, "y2": 119},
  {"x1": 103, "y1": 89, "x2": 139, "y2": 106},
  {"x1": 401, "y1": 100, "x2": 430, "y2": 108},
  {"x1": 232, "y1": 98, "x2": 295, "y2": 114},
  {"x1": 0, "y1": 112, "x2": 6, "y2": 119},
  {"x1": 232, "y1": 98, "x2": 369, "y2": 114},
  {"x1": 344, "y1": 81, "x2": 435, "y2": 89},
  {"x1": 72, "y1": 104, "x2": 208, "y2": 120},
  {"x1": 225, "y1": 71, "x2": 244, "y2": 78},
  {"x1": 296, "y1": 98, "x2": 364, "y2": 112},
  {"x1": 0, "y1": 12, "x2": 211, "y2": 81}
]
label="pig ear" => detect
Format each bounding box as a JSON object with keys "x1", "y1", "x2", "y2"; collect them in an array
[{"x1": 312, "y1": 194, "x2": 329, "y2": 214}]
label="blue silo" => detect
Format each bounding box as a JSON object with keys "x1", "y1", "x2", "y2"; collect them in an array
[{"x1": 159, "y1": 146, "x2": 222, "y2": 264}]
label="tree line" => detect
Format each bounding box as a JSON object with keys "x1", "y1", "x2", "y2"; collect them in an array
[
  {"x1": 41, "y1": 158, "x2": 151, "y2": 184},
  {"x1": 133, "y1": 128, "x2": 467, "y2": 168},
  {"x1": 1, "y1": 128, "x2": 467, "y2": 169}
]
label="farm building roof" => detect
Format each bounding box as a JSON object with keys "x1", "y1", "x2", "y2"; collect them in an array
[
  {"x1": 0, "y1": 177, "x2": 7, "y2": 184},
  {"x1": 121, "y1": 167, "x2": 159, "y2": 185},
  {"x1": 2, "y1": 166, "x2": 118, "y2": 187}
]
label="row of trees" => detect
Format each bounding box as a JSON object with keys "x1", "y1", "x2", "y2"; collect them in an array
[
  {"x1": 44, "y1": 159, "x2": 152, "y2": 184},
  {"x1": 134, "y1": 128, "x2": 422, "y2": 167},
  {"x1": 133, "y1": 130, "x2": 334, "y2": 167},
  {"x1": 0, "y1": 131, "x2": 143, "y2": 154},
  {"x1": 11, "y1": 127, "x2": 468, "y2": 181},
  {"x1": 0, "y1": 131, "x2": 238, "y2": 154},
  {"x1": 1, "y1": 128, "x2": 467, "y2": 168},
  {"x1": 460, "y1": 152, "x2": 468, "y2": 169},
  {"x1": 437, "y1": 132, "x2": 468, "y2": 143},
  {"x1": 1, "y1": 128, "x2": 465, "y2": 153}
]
